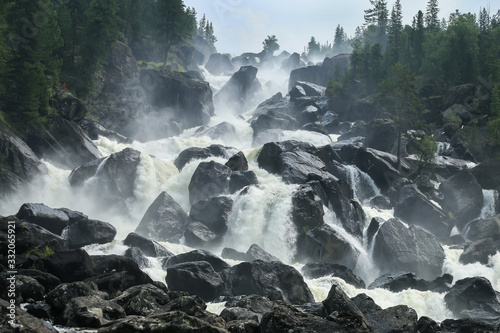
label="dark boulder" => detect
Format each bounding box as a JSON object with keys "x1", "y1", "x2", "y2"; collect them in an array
[
  {"x1": 291, "y1": 183, "x2": 325, "y2": 236},
  {"x1": 443, "y1": 84, "x2": 476, "y2": 109},
  {"x1": 15, "y1": 275, "x2": 46, "y2": 302},
  {"x1": 163, "y1": 249, "x2": 230, "y2": 273},
  {"x1": 194, "y1": 122, "x2": 238, "y2": 142},
  {"x1": 0, "y1": 168, "x2": 28, "y2": 196},
  {"x1": 366, "y1": 217, "x2": 383, "y2": 245},
  {"x1": 166, "y1": 261, "x2": 225, "y2": 302},
  {"x1": 189, "y1": 196, "x2": 233, "y2": 235},
  {"x1": 205, "y1": 53, "x2": 235, "y2": 75},
  {"x1": 0, "y1": 299, "x2": 55, "y2": 333},
  {"x1": 293, "y1": 81, "x2": 326, "y2": 97},
  {"x1": 368, "y1": 272, "x2": 453, "y2": 293},
  {"x1": 229, "y1": 170, "x2": 258, "y2": 194},
  {"x1": 26, "y1": 116, "x2": 102, "y2": 169},
  {"x1": 0, "y1": 119, "x2": 47, "y2": 184},
  {"x1": 280, "y1": 151, "x2": 332, "y2": 184},
  {"x1": 42, "y1": 249, "x2": 95, "y2": 283},
  {"x1": 302, "y1": 263, "x2": 365, "y2": 288},
  {"x1": 15, "y1": 269, "x2": 61, "y2": 292},
  {"x1": 16, "y1": 203, "x2": 69, "y2": 235},
  {"x1": 472, "y1": 159, "x2": 500, "y2": 190},
  {"x1": 124, "y1": 247, "x2": 150, "y2": 269},
  {"x1": 373, "y1": 218, "x2": 445, "y2": 280},
  {"x1": 184, "y1": 221, "x2": 218, "y2": 246},
  {"x1": 222, "y1": 260, "x2": 315, "y2": 305},
  {"x1": 440, "y1": 318, "x2": 500, "y2": 333},
  {"x1": 63, "y1": 295, "x2": 126, "y2": 328},
  {"x1": 220, "y1": 307, "x2": 259, "y2": 330},
  {"x1": 444, "y1": 276, "x2": 500, "y2": 323},
  {"x1": 338, "y1": 119, "x2": 398, "y2": 154},
  {"x1": 188, "y1": 161, "x2": 231, "y2": 205},
  {"x1": 367, "y1": 305, "x2": 418, "y2": 333},
  {"x1": 394, "y1": 184, "x2": 453, "y2": 240},
  {"x1": 369, "y1": 195, "x2": 392, "y2": 210},
  {"x1": 225, "y1": 151, "x2": 248, "y2": 171},
  {"x1": 46, "y1": 281, "x2": 106, "y2": 311},
  {"x1": 123, "y1": 232, "x2": 173, "y2": 258},
  {"x1": 439, "y1": 171, "x2": 484, "y2": 229},
  {"x1": 63, "y1": 218, "x2": 116, "y2": 249},
  {"x1": 214, "y1": 65, "x2": 261, "y2": 112},
  {"x1": 69, "y1": 148, "x2": 141, "y2": 210},
  {"x1": 112, "y1": 284, "x2": 176, "y2": 316},
  {"x1": 288, "y1": 54, "x2": 350, "y2": 90},
  {"x1": 466, "y1": 214, "x2": 500, "y2": 241},
  {"x1": 300, "y1": 224, "x2": 360, "y2": 271},
  {"x1": 135, "y1": 191, "x2": 191, "y2": 243},
  {"x1": 256, "y1": 140, "x2": 317, "y2": 174},
  {"x1": 244, "y1": 244, "x2": 281, "y2": 262},
  {"x1": 51, "y1": 90, "x2": 87, "y2": 121},
  {"x1": 250, "y1": 110, "x2": 297, "y2": 138},
  {"x1": 322, "y1": 282, "x2": 366, "y2": 321},
  {"x1": 174, "y1": 144, "x2": 231, "y2": 171},
  {"x1": 281, "y1": 52, "x2": 304, "y2": 71},
  {"x1": 221, "y1": 248, "x2": 247, "y2": 261},
  {"x1": 253, "y1": 92, "x2": 291, "y2": 117},
  {"x1": 459, "y1": 238, "x2": 500, "y2": 265},
  {"x1": 140, "y1": 69, "x2": 214, "y2": 130}
]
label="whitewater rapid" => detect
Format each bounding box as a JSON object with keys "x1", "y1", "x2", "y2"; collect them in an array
[{"x1": 1, "y1": 68, "x2": 499, "y2": 323}]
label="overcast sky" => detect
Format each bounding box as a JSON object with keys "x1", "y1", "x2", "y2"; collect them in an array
[{"x1": 184, "y1": 0, "x2": 496, "y2": 55}]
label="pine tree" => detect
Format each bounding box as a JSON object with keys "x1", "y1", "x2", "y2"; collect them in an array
[
  {"x1": 198, "y1": 14, "x2": 206, "y2": 36},
  {"x1": 425, "y1": 0, "x2": 440, "y2": 31},
  {"x1": 363, "y1": 0, "x2": 389, "y2": 48},
  {"x1": 263, "y1": 35, "x2": 279, "y2": 55},
  {"x1": 3, "y1": 0, "x2": 63, "y2": 128},
  {"x1": 479, "y1": 7, "x2": 491, "y2": 33},
  {"x1": 387, "y1": 0, "x2": 403, "y2": 64},
  {"x1": 308, "y1": 36, "x2": 320, "y2": 57},
  {"x1": 487, "y1": 85, "x2": 500, "y2": 141},
  {"x1": 410, "y1": 10, "x2": 425, "y2": 71},
  {"x1": 334, "y1": 25, "x2": 345, "y2": 49}
]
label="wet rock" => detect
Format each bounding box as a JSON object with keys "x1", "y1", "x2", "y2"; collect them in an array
[
  {"x1": 280, "y1": 151, "x2": 332, "y2": 184},
  {"x1": 459, "y1": 238, "x2": 500, "y2": 265},
  {"x1": 0, "y1": 299, "x2": 54, "y2": 333},
  {"x1": 291, "y1": 183, "x2": 325, "y2": 236},
  {"x1": 440, "y1": 318, "x2": 500, "y2": 332},
  {"x1": 394, "y1": 184, "x2": 453, "y2": 240},
  {"x1": 225, "y1": 151, "x2": 248, "y2": 171},
  {"x1": 68, "y1": 148, "x2": 141, "y2": 210},
  {"x1": 369, "y1": 195, "x2": 392, "y2": 210},
  {"x1": 417, "y1": 316, "x2": 440, "y2": 333},
  {"x1": 439, "y1": 171, "x2": 484, "y2": 229},
  {"x1": 206, "y1": 53, "x2": 235, "y2": 75},
  {"x1": 63, "y1": 295, "x2": 125, "y2": 328},
  {"x1": 184, "y1": 222, "x2": 218, "y2": 246},
  {"x1": 373, "y1": 218, "x2": 445, "y2": 280},
  {"x1": 135, "y1": 191, "x2": 191, "y2": 243},
  {"x1": 166, "y1": 261, "x2": 225, "y2": 302},
  {"x1": 367, "y1": 305, "x2": 418, "y2": 333},
  {"x1": 174, "y1": 147, "x2": 214, "y2": 170},
  {"x1": 194, "y1": 122, "x2": 238, "y2": 142},
  {"x1": 250, "y1": 110, "x2": 297, "y2": 138},
  {"x1": 301, "y1": 263, "x2": 365, "y2": 288},
  {"x1": 366, "y1": 217, "x2": 383, "y2": 245},
  {"x1": 466, "y1": 214, "x2": 500, "y2": 241},
  {"x1": 112, "y1": 284, "x2": 180, "y2": 316},
  {"x1": 140, "y1": 69, "x2": 214, "y2": 130},
  {"x1": 189, "y1": 196, "x2": 233, "y2": 235},
  {"x1": 281, "y1": 52, "x2": 304, "y2": 71},
  {"x1": 300, "y1": 224, "x2": 360, "y2": 271},
  {"x1": 123, "y1": 232, "x2": 173, "y2": 258},
  {"x1": 338, "y1": 119, "x2": 398, "y2": 154},
  {"x1": 189, "y1": 161, "x2": 231, "y2": 205},
  {"x1": 244, "y1": 244, "x2": 281, "y2": 262},
  {"x1": 229, "y1": 170, "x2": 258, "y2": 194},
  {"x1": 257, "y1": 140, "x2": 317, "y2": 174},
  {"x1": 288, "y1": 54, "x2": 350, "y2": 90},
  {"x1": 16, "y1": 275, "x2": 45, "y2": 302},
  {"x1": 220, "y1": 307, "x2": 259, "y2": 332},
  {"x1": 444, "y1": 276, "x2": 500, "y2": 323},
  {"x1": 221, "y1": 248, "x2": 247, "y2": 262},
  {"x1": 368, "y1": 272, "x2": 453, "y2": 293},
  {"x1": 253, "y1": 92, "x2": 291, "y2": 117},
  {"x1": 124, "y1": 247, "x2": 150, "y2": 269},
  {"x1": 63, "y1": 218, "x2": 116, "y2": 249},
  {"x1": 322, "y1": 282, "x2": 365, "y2": 317},
  {"x1": 15, "y1": 269, "x2": 61, "y2": 293},
  {"x1": 214, "y1": 65, "x2": 261, "y2": 112},
  {"x1": 42, "y1": 249, "x2": 95, "y2": 283},
  {"x1": 16, "y1": 203, "x2": 70, "y2": 235},
  {"x1": 163, "y1": 249, "x2": 230, "y2": 273},
  {"x1": 98, "y1": 310, "x2": 229, "y2": 332},
  {"x1": 472, "y1": 159, "x2": 500, "y2": 190},
  {"x1": 222, "y1": 260, "x2": 315, "y2": 305},
  {"x1": 46, "y1": 281, "x2": 106, "y2": 311}
]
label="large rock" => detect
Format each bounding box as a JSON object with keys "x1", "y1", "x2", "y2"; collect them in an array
[
  {"x1": 16, "y1": 203, "x2": 70, "y2": 235},
  {"x1": 214, "y1": 65, "x2": 261, "y2": 113},
  {"x1": 0, "y1": 299, "x2": 55, "y2": 333},
  {"x1": 63, "y1": 218, "x2": 116, "y2": 249},
  {"x1": 51, "y1": 90, "x2": 87, "y2": 121},
  {"x1": 63, "y1": 295, "x2": 126, "y2": 328},
  {"x1": 189, "y1": 196, "x2": 233, "y2": 235},
  {"x1": 135, "y1": 191, "x2": 191, "y2": 243},
  {"x1": 472, "y1": 159, "x2": 500, "y2": 190},
  {"x1": 188, "y1": 161, "x2": 231, "y2": 205},
  {"x1": 373, "y1": 218, "x2": 445, "y2": 280},
  {"x1": 466, "y1": 214, "x2": 500, "y2": 241},
  {"x1": 338, "y1": 119, "x2": 398, "y2": 154},
  {"x1": 163, "y1": 249, "x2": 231, "y2": 273},
  {"x1": 250, "y1": 110, "x2": 297, "y2": 138},
  {"x1": 288, "y1": 54, "x2": 350, "y2": 90},
  {"x1": 123, "y1": 232, "x2": 173, "y2": 257},
  {"x1": 299, "y1": 224, "x2": 360, "y2": 271},
  {"x1": 112, "y1": 284, "x2": 174, "y2": 316},
  {"x1": 459, "y1": 238, "x2": 500, "y2": 265},
  {"x1": 46, "y1": 281, "x2": 107, "y2": 311},
  {"x1": 229, "y1": 170, "x2": 258, "y2": 194},
  {"x1": 222, "y1": 260, "x2": 315, "y2": 305},
  {"x1": 368, "y1": 272, "x2": 452, "y2": 293},
  {"x1": 174, "y1": 144, "x2": 230, "y2": 171},
  {"x1": 301, "y1": 263, "x2": 365, "y2": 288},
  {"x1": 184, "y1": 221, "x2": 218, "y2": 246},
  {"x1": 394, "y1": 184, "x2": 453, "y2": 240},
  {"x1": 140, "y1": 69, "x2": 214, "y2": 130},
  {"x1": 205, "y1": 53, "x2": 235, "y2": 75},
  {"x1": 193, "y1": 122, "x2": 238, "y2": 142},
  {"x1": 291, "y1": 184, "x2": 324, "y2": 236},
  {"x1": 439, "y1": 171, "x2": 484, "y2": 229},
  {"x1": 0, "y1": 119, "x2": 47, "y2": 188},
  {"x1": 257, "y1": 140, "x2": 317, "y2": 174},
  {"x1": 444, "y1": 277, "x2": 500, "y2": 323},
  {"x1": 322, "y1": 282, "x2": 365, "y2": 318},
  {"x1": 26, "y1": 116, "x2": 103, "y2": 169},
  {"x1": 42, "y1": 249, "x2": 96, "y2": 282},
  {"x1": 280, "y1": 151, "x2": 333, "y2": 184},
  {"x1": 69, "y1": 148, "x2": 141, "y2": 210},
  {"x1": 166, "y1": 261, "x2": 225, "y2": 302}
]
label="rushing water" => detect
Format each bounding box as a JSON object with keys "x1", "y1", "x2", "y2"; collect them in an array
[{"x1": 2, "y1": 68, "x2": 500, "y2": 323}]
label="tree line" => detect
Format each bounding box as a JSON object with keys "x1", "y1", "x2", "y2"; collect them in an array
[{"x1": 0, "y1": 0, "x2": 215, "y2": 131}]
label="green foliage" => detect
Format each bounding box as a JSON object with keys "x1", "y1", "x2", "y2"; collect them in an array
[
  {"x1": 307, "y1": 36, "x2": 320, "y2": 57},
  {"x1": 263, "y1": 35, "x2": 280, "y2": 55},
  {"x1": 488, "y1": 85, "x2": 500, "y2": 141},
  {"x1": 24, "y1": 245, "x2": 55, "y2": 259},
  {"x1": 407, "y1": 131, "x2": 437, "y2": 165},
  {"x1": 425, "y1": 0, "x2": 440, "y2": 31}
]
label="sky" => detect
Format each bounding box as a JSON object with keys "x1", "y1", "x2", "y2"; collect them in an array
[{"x1": 183, "y1": 0, "x2": 496, "y2": 55}]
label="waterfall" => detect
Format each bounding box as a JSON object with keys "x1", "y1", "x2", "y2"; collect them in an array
[
  {"x1": 345, "y1": 164, "x2": 381, "y2": 203},
  {"x1": 479, "y1": 189, "x2": 499, "y2": 220}
]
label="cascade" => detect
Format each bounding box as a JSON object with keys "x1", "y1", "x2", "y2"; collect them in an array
[
  {"x1": 479, "y1": 189, "x2": 499, "y2": 220},
  {"x1": 344, "y1": 164, "x2": 381, "y2": 203}
]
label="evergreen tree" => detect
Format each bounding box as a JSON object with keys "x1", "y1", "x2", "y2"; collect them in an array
[
  {"x1": 410, "y1": 10, "x2": 425, "y2": 71},
  {"x1": 3, "y1": 0, "x2": 63, "y2": 128},
  {"x1": 425, "y1": 0, "x2": 440, "y2": 31},
  {"x1": 387, "y1": 0, "x2": 403, "y2": 64},
  {"x1": 156, "y1": 0, "x2": 193, "y2": 67},
  {"x1": 308, "y1": 36, "x2": 320, "y2": 57},
  {"x1": 487, "y1": 85, "x2": 500, "y2": 141},
  {"x1": 198, "y1": 14, "x2": 206, "y2": 36},
  {"x1": 479, "y1": 7, "x2": 491, "y2": 33},
  {"x1": 334, "y1": 25, "x2": 345, "y2": 48},
  {"x1": 263, "y1": 35, "x2": 279, "y2": 55},
  {"x1": 364, "y1": 0, "x2": 389, "y2": 48}
]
